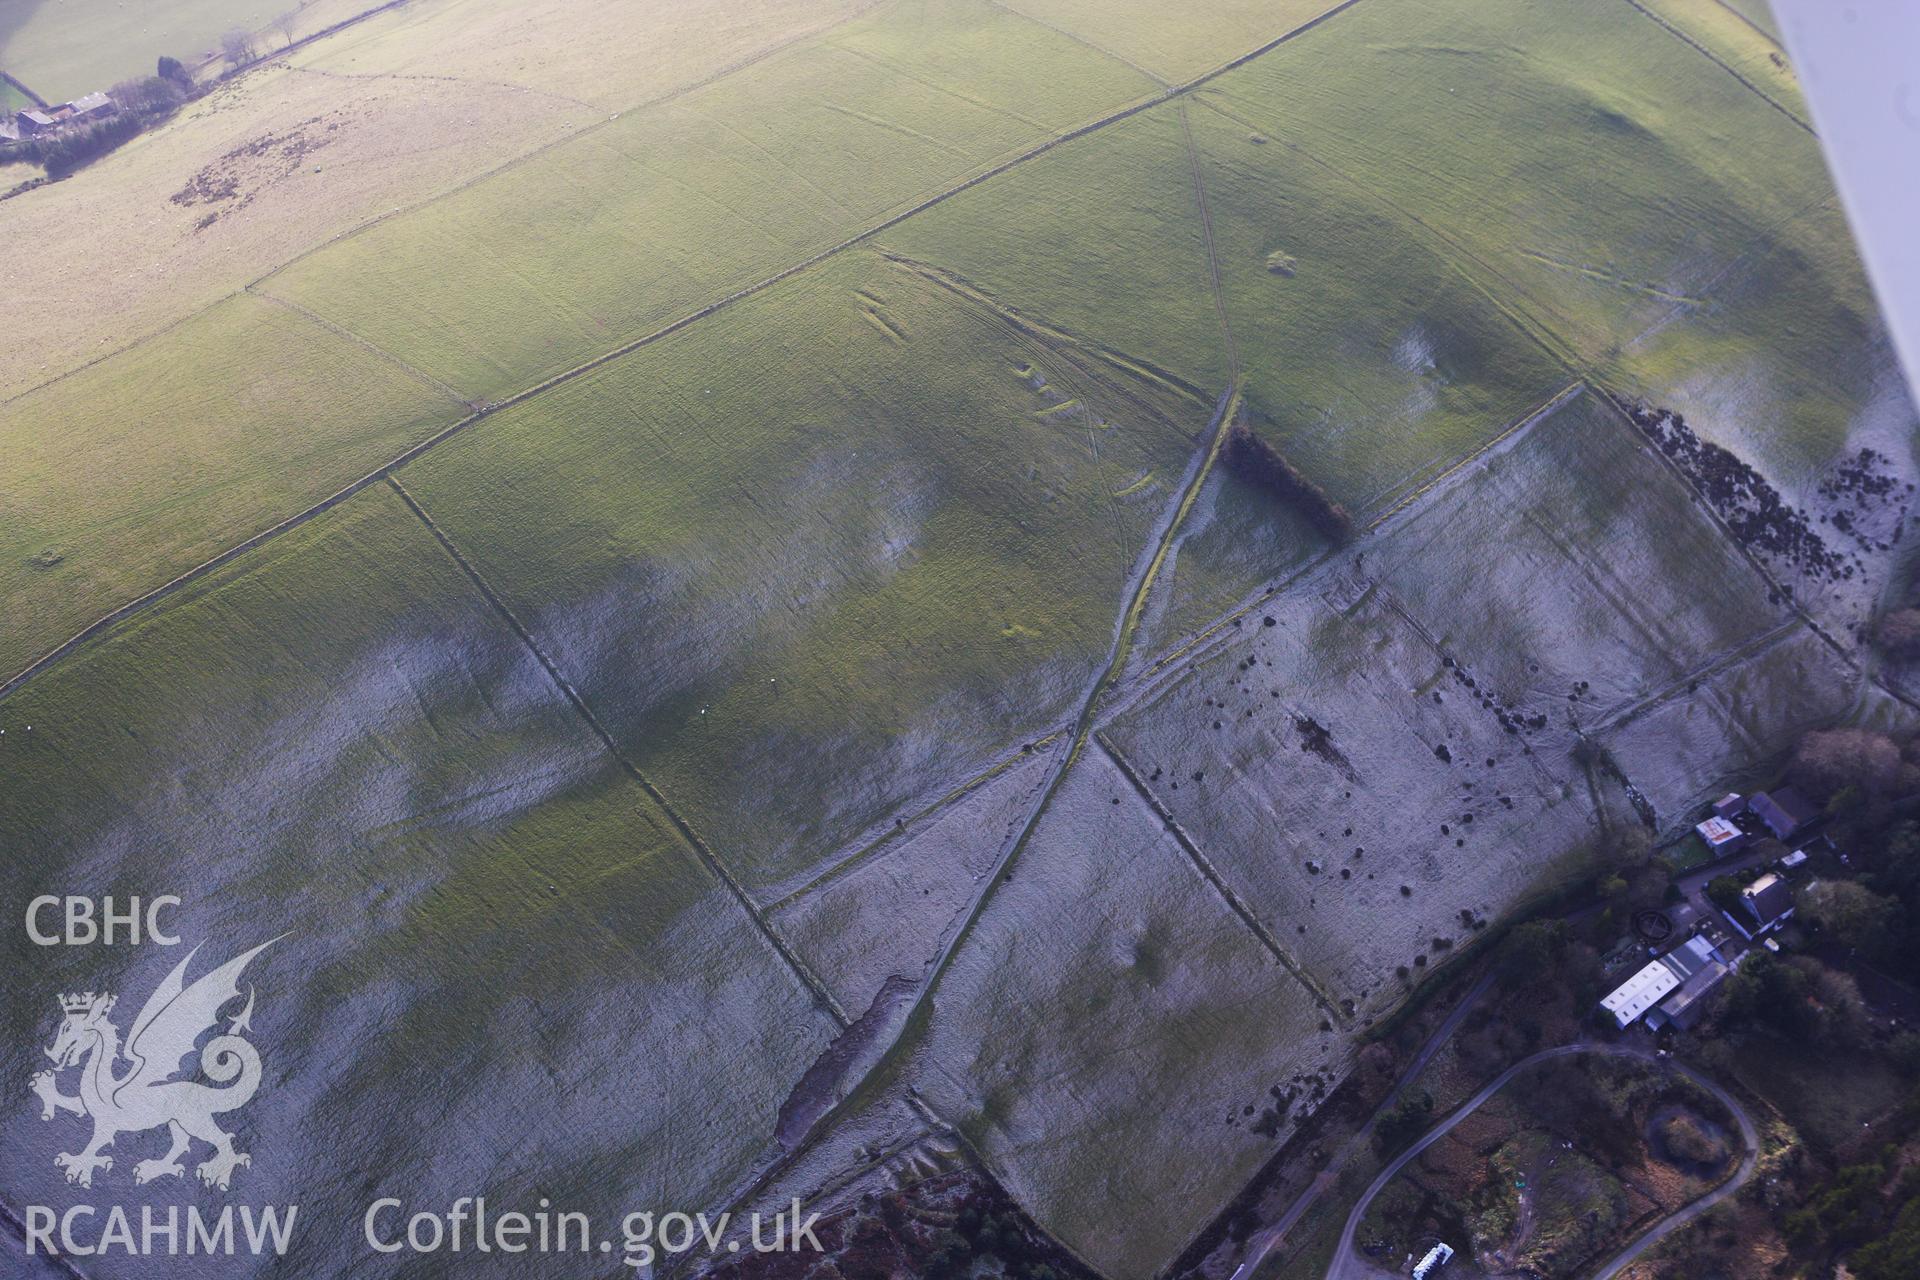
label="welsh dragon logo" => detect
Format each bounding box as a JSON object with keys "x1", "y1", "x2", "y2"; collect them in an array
[{"x1": 30, "y1": 940, "x2": 275, "y2": 1190}]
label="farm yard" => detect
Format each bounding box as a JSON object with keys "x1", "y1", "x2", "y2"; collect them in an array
[
  {"x1": 1, "y1": 0, "x2": 1914, "y2": 1277},
  {"x1": 0, "y1": 0, "x2": 287, "y2": 103}
]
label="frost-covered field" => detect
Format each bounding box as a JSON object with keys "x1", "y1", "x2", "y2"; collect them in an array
[{"x1": 4, "y1": 0, "x2": 1915, "y2": 1275}]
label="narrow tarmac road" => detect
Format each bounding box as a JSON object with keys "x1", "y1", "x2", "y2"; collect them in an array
[
  {"x1": 1325, "y1": 1044, "x2": 1758, "y2": 1280},
  {"x1": 1228, "y1": 970, "x2": 1496, "y2": 1280}
]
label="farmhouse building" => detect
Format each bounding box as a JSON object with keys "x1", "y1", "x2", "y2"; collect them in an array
[
  {"x1": 1739, "y1": 873, "x2": 1795, "y2": 934},
  {"x1": 1712, "y1": 792, "x2": 1746, "y2": 818},
  {"x1": 1752, "y1": 787, "x2": 1817, "y2": 839},
  {"x1": 14, "y1": 108, "x2": 57, "y2": 135},
  {"x1": 1695, "y1": 815, "x2": 1746, "y2": 856},
  {"x1": 1413, "y1": 1242, "x2": 1454, "y2": 1279},
  {"x1": 65, "y1": 91, "x2": 114, "y2": 122}
]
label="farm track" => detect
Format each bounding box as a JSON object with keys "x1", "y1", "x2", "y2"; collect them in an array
[
  {"x1": 1225, "y1": 969, "x2": 1497, "y2": 1280},
  {"x1": 1179, "y1": 101, "x2": 1241, "y2": 383},
  {"x1": 1616, "y1": 0, "x2": 1810, "y2": 133},
  {"x1": 715, "y1": 383, "x2": 1250, "y2": 1238},
  {"x1": 880, "y1": 253, "x2": 1215, "y2": 409},
  {"x1": 760, "y1": 730, "x2": 1065, "y2": 916},
  {"x1": 1090, "y1": 378, "x2": 1582, "y2": 736},
  {"x1": 1591, "y1": 618, "x2": 1805, "y2": 737},
  {"x1": 1, "y1": 0, "x2": 1379, "y2": 704},
  {"x1": 386, "y1": 476, "x2": 851, "y2": 1029}
]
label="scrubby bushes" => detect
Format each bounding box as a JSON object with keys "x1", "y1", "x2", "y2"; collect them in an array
[
  {"x1": 1792, "y1": 727, "x2": 1902, "y2": 801},
  {"x1": 8, "y1": 113, "x2": 146, "y2": 176},
  {"x1": 111, "y1": 74, "x2": 187, "y2": 114},
  {"x1": 1877, "y1": 607, "x2": 1920, "y2": 659},
  {"x1": 1655, "y1": 1112, "x2": 1727, "y2": 1167},
  {"x1": 1220, "y1": 423, "x2": 1354, "y2": 543}
]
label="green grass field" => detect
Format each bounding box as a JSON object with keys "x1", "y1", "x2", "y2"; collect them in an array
[
  {"x1": 399, "y1": 251, "x2": 1200, "y2": 896},
  {"x1": 0, "y1": 0, "x2": 284, "y2": 101},
  {"x1": 1635, "y1": 0, "x2": 1804, "y2": 121},
  {"x1": 264, "y1": 0, "x2": 1160, "y2": 402},
  {"x1": 1606, "y1": 196, "x2": 1908, "y2": 489},
  {"x1": 887, "y1": 93, "x2": 1570, "y2": 516},
  {"x1": 883, "y1": 107, "x2": 1231, "y2": 401},
  {"x1": 1188, "y1": 100, "x2": 1569, "y2": 513},
  {"x1": 997, "y1": 0, "x2": 1336, "y2": 82},
  {"x1": 1719, "y1": 0, "x2": 1781, "y2": 40},
  {"x1": 0, "y1": 291, "x2": 467, "y2": 679},
  {"x1": 1208, "y1": 0, "x2": 1832, "y2": 371}
]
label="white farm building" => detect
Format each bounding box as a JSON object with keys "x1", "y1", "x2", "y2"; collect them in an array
[
  {"x1": 1600, "y1": 958, "x2": 1680, "y2": 1028},
  {"x1": 1600, "y1": 936, "x2": 1725, "y2": 1029}
]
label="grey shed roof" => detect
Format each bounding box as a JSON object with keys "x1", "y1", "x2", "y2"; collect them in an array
[
  {"x1": 1753, "y1": 787, "x2": 1818, "y2": 837},
  {"x1": 1659, "y1": 934, "x2": 1720, "y2": 982},
  {"x1": 1651, "y1": 960, "x2": 1730, "y2": 1030}
]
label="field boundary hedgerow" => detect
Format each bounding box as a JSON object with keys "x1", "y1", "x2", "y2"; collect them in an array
[
  {"x1": 1097, "y1": 378, "x2": 1584, "y2": 725},
  {"x1": 0, "y1": 0, "x2": 897, "y2": 414},
  {"x1": 0, "y1": 69, "x2": 49, "y2": 108},
  {"x1": 1615, "y1": 0, "x2": 1811, "y2": 133},
  {"x1": 981, "y1": 0, "x2": 1172, "y2": 88},
  {"x1": 249, "y1": 286, "x2": 476, "y2": 409},
  {"x1": 761, "y1": 731, "x2": 1067, "y2": 916},
  {"x1": 1706, "y1": 0, "x2": 1786, "y2": 49},
  {"x1": 4, "y1": 0, "x2": 1836, "y2": 728},
  {"x1": 1590, "y1": 617, "x2": 1807, "y2": 738},
  {"x1": 1096, "y1": 733, "x2": 1346, "y2": 1021},
  {"x1": 385, "y1": 475, "x2": 852, "y2": 1029},
  {"x1": 2, "y1": 0, "x2": 1388, "y2": 705}
]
